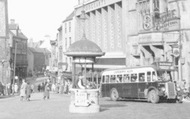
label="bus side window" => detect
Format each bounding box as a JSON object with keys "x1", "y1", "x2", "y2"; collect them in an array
[
  {"x1": 116, "y1": 75, "x2": 122, "y2": 83},
  {"x1": 123, "y1": 74, "x2": 129, "y2": 82},
  {"x1": 139, "y1": 73, "x2": 145, "y2": 82},
  {"x1": 102, "y1": 76, "x2": 105, "y2": 83},
  {"x1": 110, "y1": 75, "x2": 116, "y2": 83},
  {"x1": 152, "y1": 72, "x2": 156, "y2": 81},
  {"x1": 147, "y1": 72, "x2": 151, "y2": 82},
  {"x1": 131, "y1": 74, "x2": 137, "y2": 82},
  {"x1": 105, "y1": 75, "x2": 109, "y2": 83}
]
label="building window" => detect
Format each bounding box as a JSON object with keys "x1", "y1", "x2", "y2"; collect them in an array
[
  {"x1": 65, "y1": 38, "x2": 67, "y2": 48},
  {"x1": 69, "y1": 22, "x2": 71, "y2": 32},
  {"x1": 65, "y1": 23, "x2": 67, "y2": 33},
  {"x1": 59, "y1": 46, "x2": 63, "y2": 61},
  {"x1": 69, "y1": 37, "x2": 71, "y2": 46}
]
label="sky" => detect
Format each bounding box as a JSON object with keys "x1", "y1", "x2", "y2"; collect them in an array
[{"x1": 8, "y1": 0, "x2": 77, "y2": 42}]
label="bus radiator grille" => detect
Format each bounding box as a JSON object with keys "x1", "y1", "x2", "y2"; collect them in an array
[{"x1": 166, "y1": 82, "x2": 176, "y2": 99}]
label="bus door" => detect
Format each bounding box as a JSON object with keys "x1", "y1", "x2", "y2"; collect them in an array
[
  {"x1": 101, "y1": 75, "x2": 109, "y2": 97},
  {"x1": 124, "y1": 73, "x2": 138, "y2": 98},
  {"x1": 138, "y1": 72, "x2": 149, "y2": 98}
]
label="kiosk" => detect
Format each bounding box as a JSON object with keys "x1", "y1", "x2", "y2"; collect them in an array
[{"x1": 65, "y1": 35, "x2": 105, "y2": 113}]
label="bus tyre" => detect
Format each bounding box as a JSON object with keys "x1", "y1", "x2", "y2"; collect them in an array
[
  {"x1": 110, "y1": 88, "x2": 119, "y2": 101},
  {"x1": 148, "y1": 90, "x2": 159, "y2": 103}
]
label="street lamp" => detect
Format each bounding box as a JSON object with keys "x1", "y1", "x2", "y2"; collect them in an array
[{"x1": 13, "y1": 41, "x2": 18, "y2": 85}]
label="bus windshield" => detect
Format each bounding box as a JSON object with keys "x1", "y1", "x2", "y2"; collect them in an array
[{"x1": 157, "y1": 71, "x2": 172, "y2": 81}]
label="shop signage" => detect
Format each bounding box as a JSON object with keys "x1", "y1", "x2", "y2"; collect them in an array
[
  {"x1": 137, "y1": 0, "x2": 179, "y2": 32},
  {"x1": 173, "y1": 48, "x2": 180, "y2": 57},
  {"x1": 154, "y1": 61, "x2": 174, "y2": 70},
  {"x1": 154, "y1": 10, "x2": 179, "y2": 31},
  {"x1": 138, "y1": 33, "x2": 162, "y2": 43}
]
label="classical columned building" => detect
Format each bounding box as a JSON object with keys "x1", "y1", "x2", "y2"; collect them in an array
[
  {"x1": 75, "y1": 0, "x2": 125, "y2": 70},
  {"x1": 75, "y1": 0, "x2": 190, "y2": 87}
]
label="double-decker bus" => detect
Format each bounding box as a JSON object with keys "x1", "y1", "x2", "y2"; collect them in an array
[{"x1": 100, "y1": 62, "x2": 181, "y2": 103}]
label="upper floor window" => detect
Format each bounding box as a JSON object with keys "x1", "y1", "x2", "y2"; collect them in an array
[
  {"x1": 65, "y1": 23, "x2": 67, "y2": 33},
  {"x1": 69, "y1": 22, "x2": 71, "y2": 32},
  {"x1": 65, "y1": 38, "x2": 67, "y2": 48},
  {"x1": 69, "y1": 37, "x2": 72, "y2": 46}
]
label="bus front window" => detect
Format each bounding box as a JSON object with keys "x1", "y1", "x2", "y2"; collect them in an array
[{"x1": 157, "y1": 71, "x2": 172, "y2": 81}]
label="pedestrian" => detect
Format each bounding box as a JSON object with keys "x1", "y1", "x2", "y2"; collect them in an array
[
  {"x1": 31, "y1": 84, "x2": 34, "y2": 93},
  {"x1": 20, "y1": 79, "x2": 27, "y2": 101},
  {"x1": 0, "y1": 82, "x2": 4, "y2": 96},
  {"x1": 14, "y1": 83, "x2": 18, "y2": 94},
  {"x1": 37, "y1": 84, "x2": 41, "y2": 92},
  {"x1": 77, "y1": 76, "x2": 85, "y2": 89},
  {"x1": 51, "y1": 83, "x2": 56, "y2": 92},
  {"x1": 41, "y1": 82, "x2": 45, "y2": 92},
  {"x1": 6, "y1": 83, "x2": 11, "y2": 95},
  {"x1": 26, "y1": 82, "x2": 31, "y2": 101},
  {"x1": 43, "y1": 80, "x2": 51, "y2": 100}
]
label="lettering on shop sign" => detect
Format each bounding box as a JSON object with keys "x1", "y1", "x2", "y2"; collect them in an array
[{"x1": 154, "y1": 10, "x2": 179, "y2": 31}]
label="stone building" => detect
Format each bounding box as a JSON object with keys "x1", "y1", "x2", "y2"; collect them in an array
[
  {"x1": 126, "y1": 0, "x2": 190, "y2": 86},
  {"x1": 27, "y1": 47, "x2": 50, "y2": 77},
  {"x1": 50, "y1": 40, "x2": 58, "y2": 72},
  {"x1": 75, "y1": 0, "x2": 125, "y2": 71},
  {"x1": 75, "y1": 0, "x2": 190, "y2": 86},
  {"x1": 57, "y1": 11, "x2": 75, "y2": 73},
  {"x1": 9, "y1": 19, "x2": 28, "y2": 80},
  {"x1": 0, "y1": 0, "x2": 10, "y2": 84}
]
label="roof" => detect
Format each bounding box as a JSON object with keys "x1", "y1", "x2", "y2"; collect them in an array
[
  {"x1": 28, "y1": 47, "x2": 50, "y2": 54},
  {"x1": 9, "y1": 24, "x2": 19, "y2": 30},
  {"x1": 65, "y1": 35, "x2": 105, "y2": 57},
  {"x1": 62, "y1": 11, "x2": 74, "y2": 23},
  {"x1": 9, "y1": 26, "x2": 28, "y2": 40},
  {"x1": 17, "y1": 31, "x2": 28, "y2": 39}
]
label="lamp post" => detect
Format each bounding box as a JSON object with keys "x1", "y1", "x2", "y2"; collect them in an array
[
  {"x1": 175, "y1": 0, "x2": 183, "y2": 82},
  {"x1": 13, "y1": 41, "x2": 17, "y2": 85}
]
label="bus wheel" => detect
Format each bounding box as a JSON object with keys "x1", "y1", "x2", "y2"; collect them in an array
[
  {"x1": 110, "y1": 88, "x2": 119, "y2": 101},
  {"x1": 148, "y1": 90, "x2": 159, "y2": 103}
]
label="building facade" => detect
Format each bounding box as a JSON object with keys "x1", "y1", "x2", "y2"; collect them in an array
[
  {"x1": 0, "y1": 0, "x2": 10, "y2": 84},
  {"x1": 75, "y1": 0, "x2": 190, "y2": 87},
  {"x1": 27, "y1": 47, "x2": 50, "y2": 76},
  {"x1": 50, "y1": 40, "x2": 58, "y2": 72},
  {"x1": 75, "y1": 0, "x2": 126, "y2": 70},
  {"x1": 9, "y1": 19, "x2": 28, "y2": 80},
  {"x1": 57, "y1": 11, "x2": 75, "y2": 73},
  {"x1": 125, "y1": 0, "x2": 190, "y2": 86}
]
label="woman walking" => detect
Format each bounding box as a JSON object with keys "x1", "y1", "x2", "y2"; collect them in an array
[
  {"x1": 43, "y1": 80, "x2": 51, "y2": 100},
  {"x1": 20, "y1": 79, "x2": 27, "y2": 101},
  {"x1": 26, "y1": 82, "x2": 31, "y2": 101}
]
